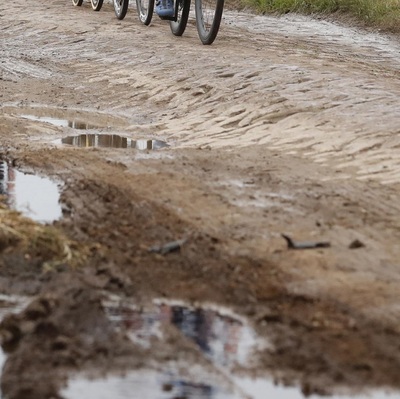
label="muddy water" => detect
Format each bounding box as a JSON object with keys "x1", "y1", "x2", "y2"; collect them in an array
[
  {"x1": 62, "y1": 368, "x2": 242, "y2": 399},
  {"x1": 62, "y1": 373, "x2": 400, "y2": 399},
  {"x1": 0, "y1": 162, "x2": 62, "y2": 223},
  {"x1": 62, "y1": 297, "x2": 260, "y2": 399},
  {"x1": 61, "y1": 297, "x2": 400, "y2": 399}
]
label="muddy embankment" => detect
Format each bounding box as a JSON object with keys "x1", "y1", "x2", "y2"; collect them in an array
[{"x1": 0, "y1": 0, "x2": 400, "y2": 398}]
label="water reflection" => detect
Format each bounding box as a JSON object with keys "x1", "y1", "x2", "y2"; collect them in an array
[
  {"x1": 61, "y1": 134, "x2": 169, "y2": 150},
  {"x1": 0, "y1": 161, "x2": 62, "y2": 223},
  {"x1": 169, "y1": 305, "x2": 248, "y2": 367},
  {"x1": 66, "y1": 297, "x2": 400, "y2": 399},
  {"x1": 61, "y1": 367, "x2": 400, "y2": 399},
  {"x1": 103, "y1": 298, "x2": 256, "y2": 368},
  {"x1": 62, "y1": 368, "x2": 239, "y2": 399},
  {"x1": 62, "y1": 134, "x2": 128, "y2": 148},
  {"x1": 0, "y1": 162, "x2": 8, "y2": 197},
  {"x1": 165, "y1": 380, "x2": 214, "y2": 398}
]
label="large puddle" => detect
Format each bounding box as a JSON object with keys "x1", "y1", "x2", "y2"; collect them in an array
[
  {"x1": 0, "y1": 161, "x2": 62, "y2": 223},
  {"x1": 62, "y1": 370, "x2": 400, "y2": 399},
  {"x1": 63, "y1": 298, "x2": 260, "y2": 399},
  {"x1": 61, "y1": 134, "x2": 169, "y2": 150},
  {"x1": 62, "y1": 368, "x2": 241, "y2": 399},
  {"x1": 61, "y1": 297, "x2": 400, "y2": 399}
]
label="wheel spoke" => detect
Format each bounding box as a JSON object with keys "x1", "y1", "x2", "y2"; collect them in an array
[{"x1": 200, "y1": 0, "x2": 217, "y2": 32}]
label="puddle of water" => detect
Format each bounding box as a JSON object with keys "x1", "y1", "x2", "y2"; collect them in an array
[
  {"x1": 93, "y1": 297, "x2": 400, "y2": 399},
  {"x1": 21, "y1": 114, "x2": 99, "y2": 130},
  {"x1": 234, "y1": 376, "x2": 400, "y2": 399},
  {"x1": 0, "y1": 161, "x2": 62, "y2": 223},
  {"x1": 62, "y1": 367, "x2": 242, "y2": 399},
  {"x1": 102, "y1": 297, "x2": 260, "y2": 368},
  {"x1": 60, "y1": 370, "x2": 400, "y2": 399},
  {"x1": 61, "y1": 134, "x2": 169, "y2": 150}
]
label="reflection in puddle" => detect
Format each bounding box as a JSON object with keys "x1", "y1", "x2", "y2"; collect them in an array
[
  {"x1": 21, "y1": 114, "x2": 99, "y2": 130},
  {"x1": 62, "y1": 369, "x2": 400, "y2": 399},
  {"x1": 61, "y1": 134, "x2": 169, "y2": 150},
  {"x1": 103, "y1": 298, "x2": 258, "y2": 368},
  {"x1": 233, "y1": 376, "x2": 400, "y2": 399},
  {"x1": 62, "y1": 368, "x2": 240, "y2": 399},
  {"x1": 96, "y1": 297, "x2": 400, "y2": 399},
  {"x1": 0, "y1": 161, "x2": 62, "y2": 223}
]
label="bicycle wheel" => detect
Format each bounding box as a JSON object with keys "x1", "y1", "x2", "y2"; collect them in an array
[
  {"x1": 136, "y1": 0, "x2": 154, "y2": 25},
  {"x1": 170, "y1": 0, "x2": 191, "y2": 36},
  {"x1": 72, "y1": 0, "x2": 83, "y2": 6},
  {"x1": 195, "y1": 0, "x2": 224, "y2": 45},
  {"x1": 114, "y1": 0, "x2": 129, "y2": 20},
  {"x1": 91, "y1": 0, "x2": 104, "y2": 11}
]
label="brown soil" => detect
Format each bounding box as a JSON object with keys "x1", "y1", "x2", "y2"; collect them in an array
[{"x1": 0, "y1": 0, "x2": 400, "y2": 398}]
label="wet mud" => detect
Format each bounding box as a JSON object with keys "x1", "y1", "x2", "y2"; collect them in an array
[{"x1": 0, "y1": 0, "x2": 400, "y2": 398}]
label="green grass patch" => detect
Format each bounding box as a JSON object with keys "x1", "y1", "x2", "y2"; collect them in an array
[
  {"x1": 244, "y1": 0, "x2": 400, "y2": 32},
  {"x1": 0, "y1": 203, "x2": 88, "y2": 271}
]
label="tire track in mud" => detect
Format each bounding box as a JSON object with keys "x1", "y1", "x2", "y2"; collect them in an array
[
  {"x1": 3, "y1": 0, "x2": 400, "y2": 184},
  {"x1": 2, "y1": 1, "x2": 400, "y2": 306},
  {"x1": 2, "y1": 3, "x2": 400, "y2": 397}
]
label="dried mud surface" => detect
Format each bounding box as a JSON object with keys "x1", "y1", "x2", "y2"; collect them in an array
[{"x1": 0, "y1": 0, "x2": 400, "y2": 398}]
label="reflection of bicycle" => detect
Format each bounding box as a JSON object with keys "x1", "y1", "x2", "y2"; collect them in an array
[{"x1": 135, "y1": 0, "x2": 224, "y2": 45}]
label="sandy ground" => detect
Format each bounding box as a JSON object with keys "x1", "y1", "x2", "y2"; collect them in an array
[{"x1": 0, "y1": 0, "x2": 400, "y2": 398}]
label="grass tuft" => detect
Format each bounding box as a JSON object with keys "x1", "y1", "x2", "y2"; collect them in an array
[
  {"x1": 242, "y1": 0, "x2": 400, "y2": 32},
  {"x1": 0, "y1": 203, "x2": 87, "y2": 271}
]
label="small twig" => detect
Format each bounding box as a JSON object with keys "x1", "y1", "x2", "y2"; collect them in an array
[
  {"x1": 281, "y1": 234, "x2": 331, "y2": 250},
  {"x1": 149, "y1": 238, "x2": 187, "y2": 255}
]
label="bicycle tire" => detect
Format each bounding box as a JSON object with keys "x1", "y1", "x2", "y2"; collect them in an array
[
  {"x1": 195, "y1": 0, "x2": 224, "y2": 45},
  {"x1": 72, "y1": 0, "x2": 83, "y2": 6},
  {"x1": 114, "y1": 0, "x2": 129, "y2": 20},
  {"x1": 91, "y1": 0, "x2": 104, "y2": 11},
  {"x1": 136, "y1": 0, "x2": 154, "y2": 25},
  {"x1": 170, "y1": 0, "x2": 191, "y2": 36}
]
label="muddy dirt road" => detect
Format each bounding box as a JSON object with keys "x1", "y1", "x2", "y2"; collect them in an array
[{"x1": 1, "y1": 0, "x2": 400, "y2": 398}]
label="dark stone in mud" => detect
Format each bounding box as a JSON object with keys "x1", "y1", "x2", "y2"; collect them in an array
[
  {"x1": 349, "y1": 239, "x2": 365, "y2": 249},
  {"x1": 281, "y1": 233, "x2": 331, "y2": 250},
  {"x1": 162, "y1": 383, "x2": 174, "y2": 392},
  {"x1": 258, "y1": 312, "x2": 282, "y2": 323},
  {"x1": 0, "y1": 314, "x2": 22, "y2": 352},
  {"x1": 24, "y1": 297, "x2": 57, "y2": 320},
  {"x1": 0, "y1": 232, "x2": 20, "y2": 252},
  {"x1": 51, "y1": 335, "x2": 71, "y2": 351}
]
